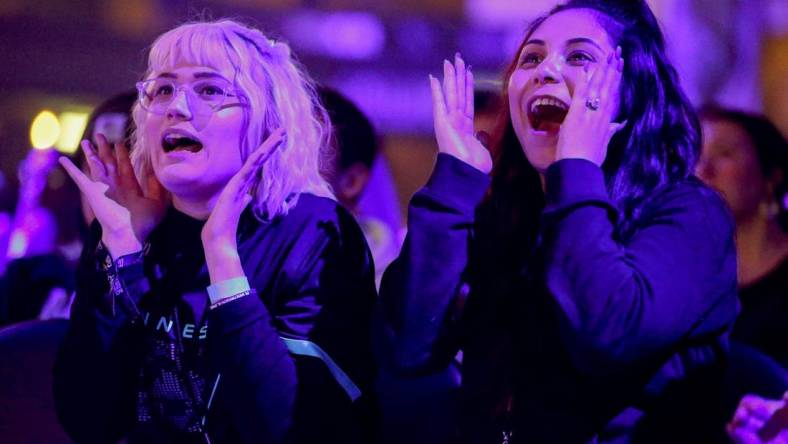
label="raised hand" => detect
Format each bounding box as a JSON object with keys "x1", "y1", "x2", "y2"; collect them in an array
[
  {"x1": 429, "y1": 53, "x2": 492, "y2": 174},
  {"x1": 201, "y1": 128, "x2": 286, "y2": 283},
  {"x1": 728, "y1": 393, "x2": 788, "y2": 444},
  {"x1": 59, "y1": 134, "x2": 167, "y2": 258},
  {"x1": 556, "y1": 46, "x2": 625, "y2": 166}
]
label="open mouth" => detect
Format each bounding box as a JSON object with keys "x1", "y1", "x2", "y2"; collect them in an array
[
  {"x1": 161, "y1": 130, "x2": 203, "y2": 153},
  {"x1": 527, "y1": 96, "x2": 569, "y2": 132}
]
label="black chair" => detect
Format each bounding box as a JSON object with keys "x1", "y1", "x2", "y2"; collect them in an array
[{"x1": 0, "y1": 319, "x2": 71, "y2": 443}]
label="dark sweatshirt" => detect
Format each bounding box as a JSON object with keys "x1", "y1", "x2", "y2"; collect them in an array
[
  {"x1": 377, "y1": 154, "x2": 738, "y2": 443},
  {"x1": 54, "y1": 193, "x2": 378, "y2": 444}
]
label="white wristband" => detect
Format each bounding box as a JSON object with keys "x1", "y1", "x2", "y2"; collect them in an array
[{"x1": 207, "y1": 276, "x2": 251, "y2": 304}]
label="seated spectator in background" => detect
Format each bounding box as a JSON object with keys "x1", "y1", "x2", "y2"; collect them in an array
[
  {"x1": 319, "y1": 87, "x2": 400, "y2": 287},
  {"x1": 697, "y1": 107, "x2": 788, "y2": 369},
  {"x1": 0, "y1": 148, "x2": 74, "y2": 326},
  {"x1": 0, "y1": 90, "x2": 139, "y2": 325}
]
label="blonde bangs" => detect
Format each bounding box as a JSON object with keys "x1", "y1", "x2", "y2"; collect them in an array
[{"x1": 146, "y1": 24, "x2": 240, "y2": 77}]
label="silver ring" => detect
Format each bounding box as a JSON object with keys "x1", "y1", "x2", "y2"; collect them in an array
[{"x1": 585, "y1": 97, "x2": 601, "y2": 111}]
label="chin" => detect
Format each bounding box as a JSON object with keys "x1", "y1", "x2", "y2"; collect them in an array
[
  {"x1": 154, "y1": 163, "x2": 209, "y2": 195},
  {"x1": 518, "y1": 130, "x2": 557, "y2": 173}
]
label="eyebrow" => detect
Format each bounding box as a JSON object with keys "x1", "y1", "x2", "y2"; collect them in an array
[
  {"x1": 523, "y1": 37, "x2": 603, "y2": 51},
  {"x1": 154, "y1": 71, "x2": 228, "y2": 80},
  {"x1": 194, "y1": 72, "x2": 228, "y2": 80}
]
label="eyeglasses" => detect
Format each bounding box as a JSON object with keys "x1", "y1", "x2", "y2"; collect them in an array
[{"x1": 136, "y1": 77, "x2": 244, "y2": 115}]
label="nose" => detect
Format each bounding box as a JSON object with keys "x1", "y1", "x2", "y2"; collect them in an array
[
  {"x1": 165, "y1": 88, "x2": 193, "y2": 120},
  {"x1": 534, "y1": 54, "x2": 562, "y2": 84}
]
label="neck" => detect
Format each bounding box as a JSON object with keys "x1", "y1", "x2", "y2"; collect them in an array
[
  {"x1": 736, "y1": 211, "x2": 788, "y2": 286},
  {"x1": 171, "y1": 193, "x2": 219, "y2": 221}
]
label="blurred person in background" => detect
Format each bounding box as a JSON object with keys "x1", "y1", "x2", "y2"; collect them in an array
[
  {"x1": 0, "y1": 147, "x2": 74, "y2": 326},
  {"x1": 54, "y1": 19, "x2": 377, "y2": 444},
  {"x1": 697, "y1": 107, "x2": 788, "y2": 369},
  {"x1": 0, "y1": 90, "x2": 139, "y2": 325},
  {"x1": 319, "y1": 87, "x2": 399, "y2": 288}
]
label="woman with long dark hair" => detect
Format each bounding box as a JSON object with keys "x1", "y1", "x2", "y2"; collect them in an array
[{"x1": 376, "y1": 1, "x2": 737, "y2": 442}]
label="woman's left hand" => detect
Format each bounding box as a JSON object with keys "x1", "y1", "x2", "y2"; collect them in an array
[
  {"x1": 201, "y1": 128, "x2": 285, "y2": 280},
  {"x1": 556, "y1": 46, "x2": 625, "y2": 166}
]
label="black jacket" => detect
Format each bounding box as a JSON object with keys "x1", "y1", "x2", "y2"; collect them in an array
[
  {"x1": 376, "y1": 155, "x2": 738, "y2": 443},
  {"x1": 54, "y1": 194, "x2": 378, "y2": 443}
]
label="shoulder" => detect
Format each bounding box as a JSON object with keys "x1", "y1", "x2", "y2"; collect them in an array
[
  {"x1": 243, "y1": 193, "x2": 369, "y2": 256},
  {"x1": 638, "y1": 177, "x2": 734, "y2": 240}
]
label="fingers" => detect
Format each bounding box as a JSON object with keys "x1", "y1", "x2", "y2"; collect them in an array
[
  {"x1": 455, "y1": 53, "x2": 466, "y2": 116},
  {"x1": 443, "y1": 59, "x2": 457, "y2": 115},
  {"x1": 80, "y1": 140, "x2": 106, "y2": 181},
  {"x1": 145, "y1": 175, "x2": 167, "y2": 201},
  {"x1": 95, "y1": 133, "x2": 118, "y2": 177},
  {"x1": 59, "y1": 156, "x2": 93, "y2": 193},
  {"x1": 60, "y1": 156, "x2": 109, "y2": 200},
  {"x1": 587, "y1": 46, "x2": 623, "y2": 114},
  {"x1": 465, "y1": 63, "x2": 475, "y2": 121},
  {"x1": 430, "y1": 74, "x2": 448, "y2": 122},
  {"x1": 114, "y1": 142, "x2": 143, "y2": 195},
  {"x1": 237, "y1": 128, "x2": 286, "y2": 195}
]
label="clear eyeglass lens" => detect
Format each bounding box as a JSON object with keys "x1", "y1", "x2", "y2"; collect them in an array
[{"x1": 139, "y1": 78, "x2": 233, "y2": 114}]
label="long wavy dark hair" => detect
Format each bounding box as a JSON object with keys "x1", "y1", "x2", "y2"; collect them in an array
[{"x1": 480, "y1": 0, "x2": 701, "y2": 249}]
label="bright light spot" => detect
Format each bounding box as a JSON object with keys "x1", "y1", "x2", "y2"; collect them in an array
[
  {"x1": 319, "y1": 12, "x2": 385, "y2": 60},
  {"x1": 282, "y1": 11, "x2": 385, "y2": 60},
  {"x1": 30, "y1": 110, "x2": 61, "y2": 149},
  {"x1": 56, "y1": 112, "x2": 89, "y2": 154},
  {"x1": 7, "y1": 230, "x2": 28, "y2": 258}
]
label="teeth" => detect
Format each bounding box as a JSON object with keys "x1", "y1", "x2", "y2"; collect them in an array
[
  {"x1": 164, "y1": 134, "x2": 189, "y2": 143},
  {"x1": 530, "y1": 97, "x2": 568, "y2": 113}
]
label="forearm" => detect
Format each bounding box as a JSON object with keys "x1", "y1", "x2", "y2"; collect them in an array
[
  {"x1": 54, "y1": 234, "x2": 149, "y2": 441},
  {"x1": 203, "y1": 240, "x2": 245, "y2": 284},
  {"x1": 377, "y1": 153, "x2": 489, "y2": 373}
]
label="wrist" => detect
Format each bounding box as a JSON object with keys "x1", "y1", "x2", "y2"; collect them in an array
[
  {"x1": 203, "y1": 241, "x2": 244, "y2": 283},
  {"x1": 101, "y1": 231, "x2": 143, "y2": 259},
  {"x1": 207, "y1": 276, "x2": 250, "y2": 305}
]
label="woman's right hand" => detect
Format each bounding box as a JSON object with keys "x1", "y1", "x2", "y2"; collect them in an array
[
  {"x1": 429, "y1": 53, "x2": 492, "y2": 174},
  {"x1": 728, "y1": 392, "x2": 788, "y2": 444},
  {"x1": 59, "y1": 134, "x2": 167, "y2": 258}
]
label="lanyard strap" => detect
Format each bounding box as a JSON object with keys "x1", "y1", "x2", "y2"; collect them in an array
[{"x1": 281, "y1": 337, "x2": 362, "y2": 402}]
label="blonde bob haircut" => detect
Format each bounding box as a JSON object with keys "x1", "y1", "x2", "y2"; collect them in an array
[{"x1": 131, "y1": 19, "x2": 334, "y2": 220}]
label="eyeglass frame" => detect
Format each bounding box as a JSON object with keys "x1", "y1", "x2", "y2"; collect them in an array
[{"x1": 135, "y1": 76, "x2": 248, "y2": 116}]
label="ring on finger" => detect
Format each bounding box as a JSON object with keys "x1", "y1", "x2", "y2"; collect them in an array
[{"x1": 585, "y1": 97, "x2": 601, "y2": 111}]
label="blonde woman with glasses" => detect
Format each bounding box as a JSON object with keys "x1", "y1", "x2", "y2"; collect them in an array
[{"x1": 55, "y1": 19, "x2": 377, "y2": 444}]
